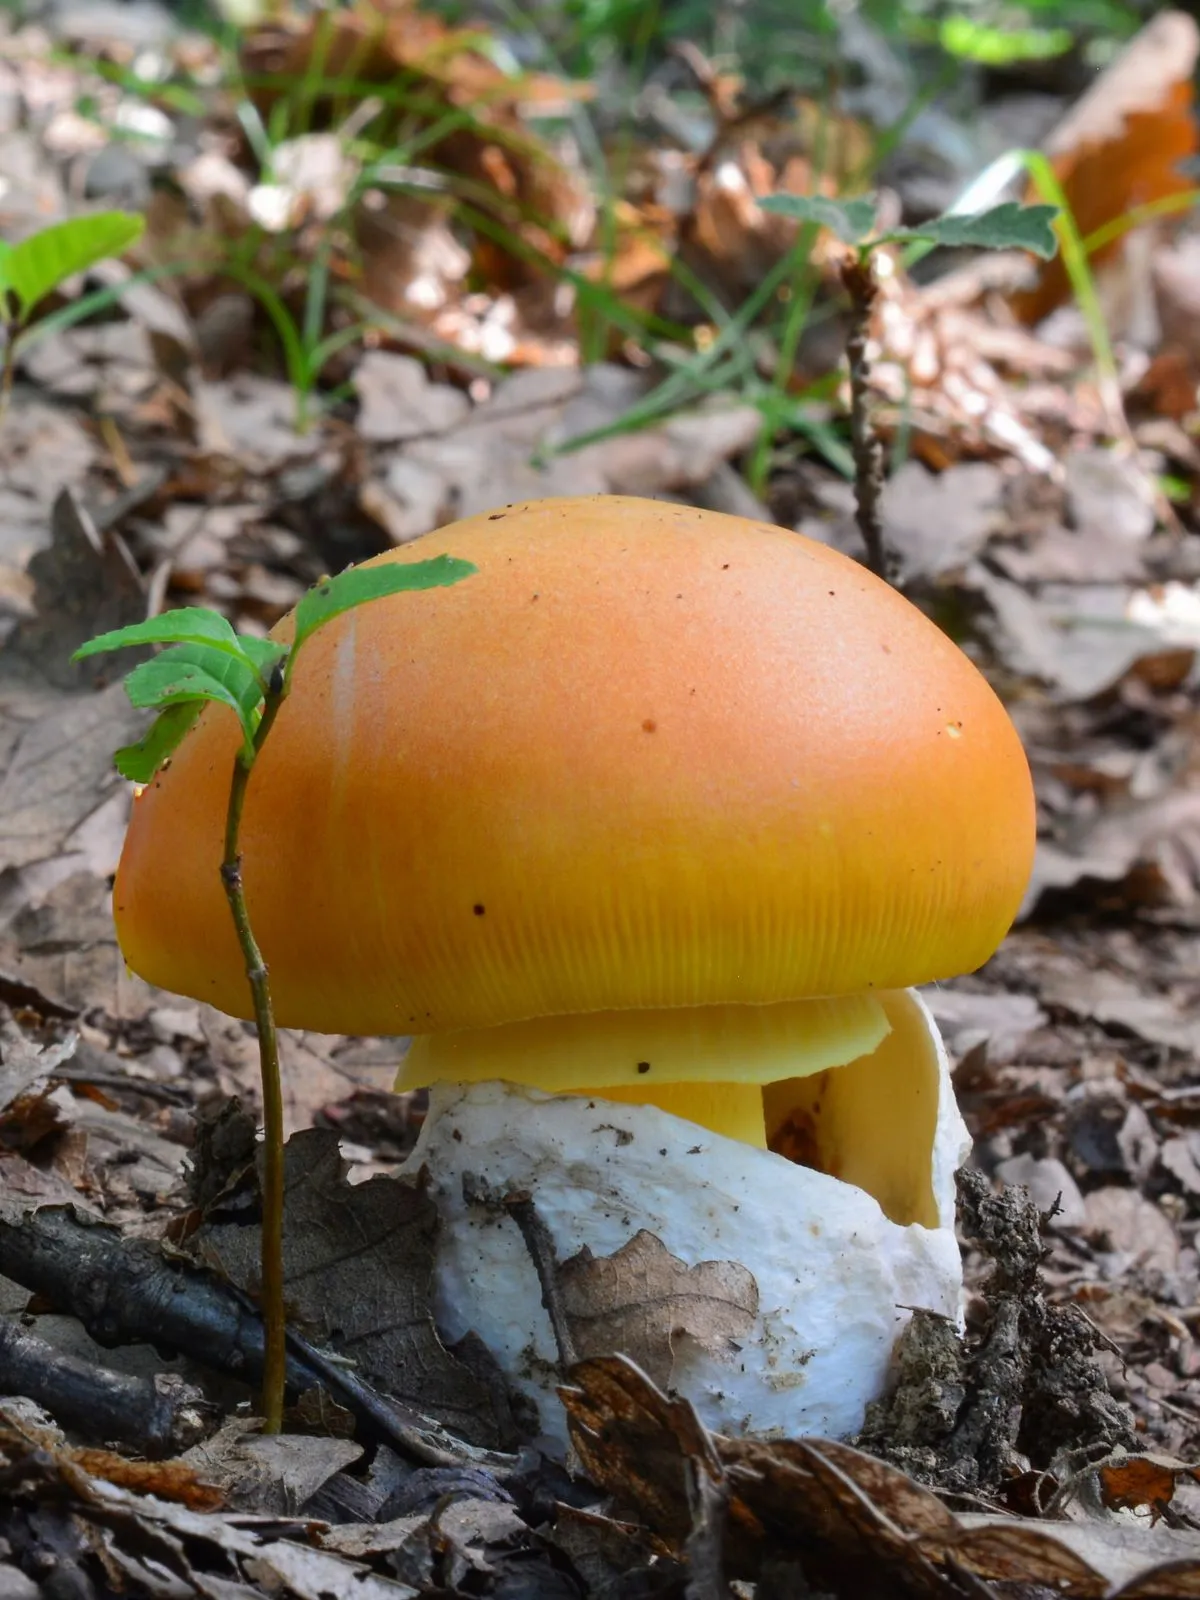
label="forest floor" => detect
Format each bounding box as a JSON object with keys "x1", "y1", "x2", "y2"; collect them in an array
[{"x1": 7, "y1": 3, "x2": 1200, "y2": 1596}]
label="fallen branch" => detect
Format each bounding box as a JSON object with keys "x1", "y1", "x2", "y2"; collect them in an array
[
  {"x1": 0, "y1": 1205, "x2": 521, "y2": 1474},
  {"x1": 0, "y1": 1315, "x2": 216, "y2": 1458}
]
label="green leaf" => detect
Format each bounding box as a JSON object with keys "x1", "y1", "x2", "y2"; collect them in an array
[
  {"x1": 291, "y1": 555, "x2": 477, "y2": 655},
  {"x1": 236, "y1": 635, "x2": 290, "y2": 676},
  {"x1": 1, "y1": 211, "x2": 145, "y2": 321},
  {"x1": 73, "y1": 606, "x2": 241, "y2": 662},
  {"x1": 759, "y1": 194, "x2": 879, "y2": 245},
  {"x1": 125, "y1": 642, "x2": 263, "y2": 722},
  {"x1": 939, "y1": 16, "x2": 1071, "y2": 66},
  {"x1": 878, "y1": 202, "x2": 1060, "y2": 260},
  {"x1": 114, "y1": 702, "x2": 202, "y2": 783},
  {"x1": 123, "y1": 644, "x2": 263, "y2": 757}
]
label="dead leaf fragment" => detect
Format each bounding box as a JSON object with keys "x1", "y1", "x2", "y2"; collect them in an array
[
  {"x1": 565, "y1": 1356, "x2": 1200, "y2": 1595},
  {"x1": 0, "y1": 1018, "x2": 76, "y2": 1113},
  {"x1": 195, "y1": 1128, "x2": 514, "y2": 1448},
  {"x1": 182, "y1": 1422, "x2": 362, "y2": 1516},
  {"x1": 1014, "y1": 11, "x2": 1200, "y2": 324},
  {"x1": 559, "y1": 1229, "x2": 759, "y2": 1390},
  {"x1": 353, "y1": 351, "x2": 471, "y2": 442},
  {"x1": 1099, "y1": 1451, "x2": 1197, "y2": 1517}
]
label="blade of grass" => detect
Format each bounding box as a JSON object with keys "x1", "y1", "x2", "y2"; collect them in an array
[
  {"x1": 1082, "y1": 188, "x2": 1200, "y2": 257},
  {"x1": 12, "y1": 261, "x2": 195, "y2": 359},
  {"x1": 1018, "y1": 148, "x2": 1122, "y2": 433},
  {"x1": 550, "y1": 232, "x2": 812, "y2": 456}
]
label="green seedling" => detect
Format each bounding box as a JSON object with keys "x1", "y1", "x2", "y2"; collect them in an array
[
  {"x1": 758, "y1": 194, "x2": 1059, "y2": 575},
  {"x1": 73, "y1": 554, "x2": 477, "y2": 1433},
  {"x1": 0, "y1": 211, "x2": 145, "y2": 413}
]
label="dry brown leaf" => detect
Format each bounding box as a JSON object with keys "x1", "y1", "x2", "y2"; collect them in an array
[
  {"x1": 352, "y1": 351, "x2": 470, "y2": 442},
  {"x1": 67, "y1": 1449, "x2": 224, "y2": 1512},
  {"x1": 564, "y1": 1356, "x2": 1200, "y2": 1596},
  {"x1": 1099, "y1": 1452, "x2": 1199, "y2": 1517},
  {"x1": 1013, "y1": 11, "x2": 1200, "y2": 324},
  {"x1": 0, "y1": 1018, "x2": 77, "y2": 1114},
  {"x1": 559, "y1": 1229, "x2": 758, "y2": 1390},
  {"x1": 194, "y1": 1127, "x2": 514, "y2": 1449},
  {"x1": 182, "y1": 1422, "x2": 362, "y2": 1516}
]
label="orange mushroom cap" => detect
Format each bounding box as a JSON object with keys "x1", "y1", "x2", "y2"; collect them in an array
[{"x1": 114, "y1": 495, "x2": 1035, "y2": 1035}]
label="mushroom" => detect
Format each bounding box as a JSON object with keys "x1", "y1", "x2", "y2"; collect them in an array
[{"x1": 114, "y1": 495, "x2": 1034, "y2": 1445}]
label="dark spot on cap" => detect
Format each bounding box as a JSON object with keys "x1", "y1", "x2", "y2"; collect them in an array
[
  {"x1": 489, "y1": 512, "x2": 505, "y2": 521},
  {"x1": 642, "y1": 719, "x2": 657, "y2": 734},
  {"x1": 637, "y1": 1061, "x2": 651, "y2": 1075},
  {"x1": 473, "y1": 903, "x2": 486, "y2": 916}
]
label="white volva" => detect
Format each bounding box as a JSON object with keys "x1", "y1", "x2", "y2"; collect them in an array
[{"x1": 402, "y1": 988, "x2": 969, "y2": 1451}]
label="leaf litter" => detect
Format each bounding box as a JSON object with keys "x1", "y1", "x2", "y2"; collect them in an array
[{"x1": 7, "y1": 2, "x2": 1200, "y2": 1595}]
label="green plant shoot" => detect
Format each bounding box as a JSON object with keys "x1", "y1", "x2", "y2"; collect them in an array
[
  {"x1": 759, "y1": 193, "x2": 1060, "y2": 260},
  {"x1": 756, "y1": 194, "x2": 1059, "y2": 576},
  {"x1": 73, "y1": 554, "x2": 477, "y2": 1433},
  {"x1": 0, "y1": 211, "x2": 145, "y2": 409}
]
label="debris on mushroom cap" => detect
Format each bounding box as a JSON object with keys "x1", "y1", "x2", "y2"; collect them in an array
[
  {"x1": 112, "y1": 495, "x2": 1035, "y2": 1035},
  {"x1": 408, "y1": 989, "x2": 968, "y2": 1450}
]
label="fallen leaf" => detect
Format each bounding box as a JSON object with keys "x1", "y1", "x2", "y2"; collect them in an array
[
  {"x1": 993, "y1": 1154, "x2": 1087, "y2": 1229},
  {"x1": 0, "y1": 1017, "x2": 77, "y2": 1113},
  {"x1": 195, "y1": 1128, "x2": 514, "y2": 1448},
  {"x1": 1040, "y1": 967, "x2": 1200, "y2": 1054},
  {"x1": 1083, "y1": 1187, "x2": 1180, "y2": 1275},
  {"x1": 67, "y1": 1449, "x2": 224, "y2": 1512},
  {"x1": 1065, "y1": 448, "x2": 1157, "y2": 544},
  {"x1": 181, "y1": 1422, "x2": 362, "y2": 1516},
  {"x1": 971, "y1": 567, "x2": 1163, "y2": 701},
  {"x1": 564, "y1": 1356, "x2": 1200, "y2": 1595},
  {"x1": 353, "y1": 351, "x2": 471, "y2": 443},
  {"x1": 559, "y1": 1229, "x2": 758, "y2": 1390},
  {"x1": 1013, "y1": 11, "x2": 1200, "y2": 324},
  {"x1": 1099, "y1": 1452, "x2": 1197, "y2": 1517},
  {"x1": 4, "y1": 488, "x2": 144, "y2": 691}
]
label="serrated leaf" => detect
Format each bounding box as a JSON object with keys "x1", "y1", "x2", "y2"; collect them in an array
[
  {"x1": 114, "y1": 702, "x2": 203, "y2": 783},
  {"x1": 291, "y1": 555, "x2": 477, "y2": 655},
  {"x1": 125, "y1": 643, "x2": 263, "y2": 722},
  {"x1": 123, "y1": 646, "x2": 261, "y2": 756},
  {"x1": 3, "y1": 211, "x2": 145, "y2": 320},
  {"x1": 73, "y1": 606, "x2": 241, "y2": 662},
  {"x1": 879, "y1": 202, "x2": 1060, "y2": 260},
  {"x1": 759, "y1": 193, "x2": 879, "y2": 244}
]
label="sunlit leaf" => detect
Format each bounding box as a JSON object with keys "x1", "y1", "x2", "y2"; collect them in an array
[
  {"x1": 114, "y1": 703, "x2": 203, "y2": 783},
  {"x1": 939, "y1": 16, "x2": 1071, "y2": 66},
  {"x1": 122, "y1": 646, "x2": 262, "y2": 759},
  {"x1": 759, "y1": 193, "x2": 879, "y2": 244},
  {"x1": 2, "y1": 211, "x2": 145, "y2": 320},
  {"x1": 125, "y1": 643, "x2": 263, "y2": 725},
  {"x1": 291, "y1": 555, "x2": 477, "y2": 654},
  {"x1": 73, "y1": 606, "x2": 241, "y2": 661}
]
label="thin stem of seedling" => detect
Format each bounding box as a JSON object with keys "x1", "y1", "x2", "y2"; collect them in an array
[
  {"x1": 841, "y1": 252, "x2": 887, "y2": 578},
  {"x1": 0, "y1": 331, "x2": 17, "y2": 426},
  {"x1": 219, "y1": 678, "x2": 288, "y2": 1434}
]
